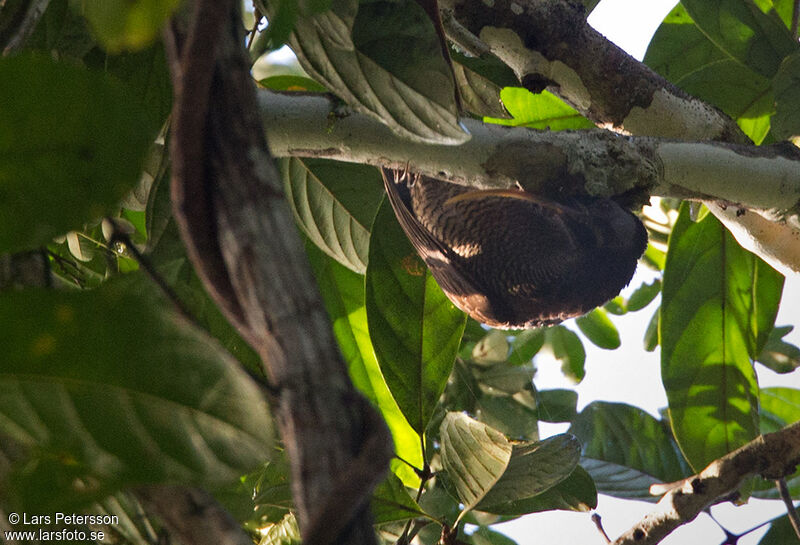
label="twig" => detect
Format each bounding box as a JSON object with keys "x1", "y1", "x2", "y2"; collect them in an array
[
  {"x1": 591, "y1": 513, "x2": 611, "y2": 544},
  {"x1": 792, "y1": 0, "x2": 799, "y2": 39},
  {"x1": 439, "y1": 8, "x2": 491, "y2": 57},
  {"x1": 1, "y1": 0, "x2": 51, "y2": 54},
  {"x1": 106, "y1": 221, "x2": 198, "y2": 331},
  {"x1": 613, "y1": 420, "x2": 800, "y2": 545},
  {"x1": 776, "y1": 478, "x2": 800, "y2": 540}
]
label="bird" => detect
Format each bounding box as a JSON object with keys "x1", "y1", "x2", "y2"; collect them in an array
[{"x1": 381, "y1": 167, "x2": 648, "y2": 329}]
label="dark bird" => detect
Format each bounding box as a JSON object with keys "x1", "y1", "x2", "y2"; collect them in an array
[{"x1": 381, "y1": 168, "x2": 648, "y2": 329}]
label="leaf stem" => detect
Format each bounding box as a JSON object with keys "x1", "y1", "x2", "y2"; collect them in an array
[{"x1": 776, "y1": 478, "x2": 800, "y2": 539}]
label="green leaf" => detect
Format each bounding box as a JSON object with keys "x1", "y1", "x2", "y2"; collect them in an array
[
  {"x1": 84, "y1": 43, "x2": 173, "y2": 137},
  {"x1": 680, "y1": 0, "x2": 798, "y2": 78},
  {"x1": 760, "y1": 387, "x2": 800, "y2": 428},
  {"x1": 507, "y1": 329, "x2": 546, "y2": 365},
  {"x1": 578, "y1": 458, "x2": 662, "y2": 501},
  {"x1": 575, "y1": 309, "x2": 620, "y2": 350},
  {"x1": 644, "y1": 4, "x2": 780, "y2": 143},
  {"x1": 0, "y1": 277, "x2": 273, "y2": 511},
  {"x1": 147, "y1": 221, "x2": 263, "y2": 376},
  {"x1": 476, "y1": 434, "x2": 581, "y2": 512},
  {"x1": 258, "y1": 74, "x2": 328, "y2": 92},
  {"x1": 0, "y1": 54, "x2": 152, "y2": 254},
  {"x1": 757, "y1": 325, "x2": 800, "y2": 373},
  {"x1": 534, "y1": 389, "x2": 578, "y2": 423},
  {"x1": 282, "y1": 158, "x2": 384, "y2": 273},
  {"x1": 468, "y1": 526, "x2": 519, "y2": 545},
  {"x1": 484, "y1": 88, "x2": 594, "y2": 130},
  {"x1": 26, "y1": 0, "x2": 97, "y2": 59},
  {"x1": 251, "y1": 457, "x2": 294, "y2": 524},
  {"x1": 305, "y1": 241, "x2": 423, "y2": 485},
  {"x1": 258, "y1": 513, "x2": 302, "y2": 545},
  {"x1": 287, "y1": 0, "x2": 467, "y2": 144},
  {"x1": 644, "y1": 4, "x2": 728, "y2": 83},
  {"x1": 545, "y1": 326, "x2": 586, "y2": 383},
  {"x1": 472, "y1": 329, "x2": 510, "y2": 366},
  {"x1": 643, "y1": 307, "x2": 659, "y2": 352},
  {"x1": 569, "y1": 402, "x2": 691, "y2": 495},
  {"x1": 475, "y1": 465, "x2": 596, "y2": 515},
  {"x1": 77, "y1": 0, "x2": 182, "y2": 52},
  {"x1": 675, "y1": 59, "x2": 774, "y2": 120},
  {"x1": 371, "y1": 472, "x2": 426, "y2": 524},
  {"x1": 449, "y1": 49, "x2": 518, "y2": 119},
  {"x1": 476, "y1": 362, "x2": 534, "y2": 394},
  {"x1": 772, "y1": 51, "x2": 800, "y2": 139},
  {"x1": 450, "y1": 61, "x2": 506, "y2": 119},
  {"x1": 661, "y1": 204, "x2": 783, "y2": 470},
  {"x1": 439, "y1": 412, "x2": 513, "y2": 520},
  {"x1": 476, "y1": 394, "x2": 538, "y2": 440},
  {"x1": 627, "y1": 279, "x2": 662, "y2": 312},
  {"x1": 366, "y1": 199, "x2": 467, "y2": 433},
  {"x1": 758, "y1": 508, "x2": 800, "y2": 545}
]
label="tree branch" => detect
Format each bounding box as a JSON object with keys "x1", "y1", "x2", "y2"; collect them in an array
[
  {"x1": 0, "y1": 0, "x2": 51, "y2": 55},
  {"x1": 164, "y1": 2, "x2": 392, "y2": 544},
  {"x1": 259, "y1": 92, "x2": 800, "y2": 210},
  {"x1": 613, "y1": 420, "x2": 800, "y2": 545},
  {"x1": 442, "y1": 0, "x2": 748, "y2": 143}
]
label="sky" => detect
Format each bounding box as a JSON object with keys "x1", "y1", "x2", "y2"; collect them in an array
[{"x1": 494, "y1": 2, "x2": 800, "y2": 544}]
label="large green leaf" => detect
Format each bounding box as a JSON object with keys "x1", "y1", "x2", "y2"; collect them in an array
[
  {"x1": 534, "y1": 389, "x2": 578, "y2": 423},
  {"x1": 0, "y1": 277, "x2": 273, "y2": 511},
  {"x1": 772, "y1": 51, "x2": 800, "y2": 139},
  {"x1": 758, "y1": 508, "x2": 800, "y2": 545},
  {"x1": 644, "y1": 5, "x2": 775, "y2": 143},
  {"x1": 366, "y1": 199, "x2": 467, "y2": 434},
  {"x1": 282, "y1": 158, "x2": 384, "y2": 274},
  {"x1": 675, "y1": 59, "x2": 773, "y2": 121},
  {"x1": 76, "y1": 0, "x2": 181, "y2": 52},
  {"x1": 661, "y1": 204, "x2": 783, "y2": 470},
  {"x1": 760, "y1": 387, "x2": 800, "y2": 430},
  {"x1": 147, "y1": 220, "x2": 263, "y2": 376},
  {"x1": 305, "y1": 241, "x2": 422, "y2": 485},
  {"x1": 476, "y1": 394, "x2": 538, "y2": 441},
  {"x1": 644, "y1": 4, "x2": 728, "y2": 83},
  {"x1": 476, "y1": 434, "x2": 581, "y2": 512},
  {"x1": 449, "y1": 50, "x2": 517, "y2": 119},
  {"x1": 475, "y1": 465, "x2": 596, "y2": 515},
  {"x1": 579, "y1": 459, "x2": 662, "y2": 501},
  {"x1": 0, "y1": 54, "x2": 152, "y2": 254},
  {"x1": 484, "y1": 88, "x2": 593, "y2": 130},
  {"x1": 370, "y1": 472, "x2": 426, "y2": 524},
  {"x1": 569, "y1": 402, "x2": 691, "y2": 495},
  {"x1": 680, "y1": 0, "x2": 797, "y2": 78},
  {"x1": 439, "y1": 412, "x2": 512, "y2": 519},
  {"x1": 84, "y1": 43, "x2": 173, "y2": 138},
  {"x1": 287, "y1": 0, "x2": 467, "y2": 144}
]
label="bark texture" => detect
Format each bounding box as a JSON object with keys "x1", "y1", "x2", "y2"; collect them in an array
[{"x1": 162, "y1": 2, "x2": 392, "y2": 544}]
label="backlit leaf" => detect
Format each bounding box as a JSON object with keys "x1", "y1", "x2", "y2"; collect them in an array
[
  {"x1": 366, "y1": 200, "x2": 467, "y2": 434},
  {"x1": 661, "y1": 204, "x2": 783, "y2": 469},
  {"x1": 0, "y1": 54, "x2": 151, "y2": 254},
  {"x1": 439, "y1": 412, "x2": 512, "y2": 518},
  {"x1": 0, "y1": 277, "x2": 273, "y2": 511}
]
